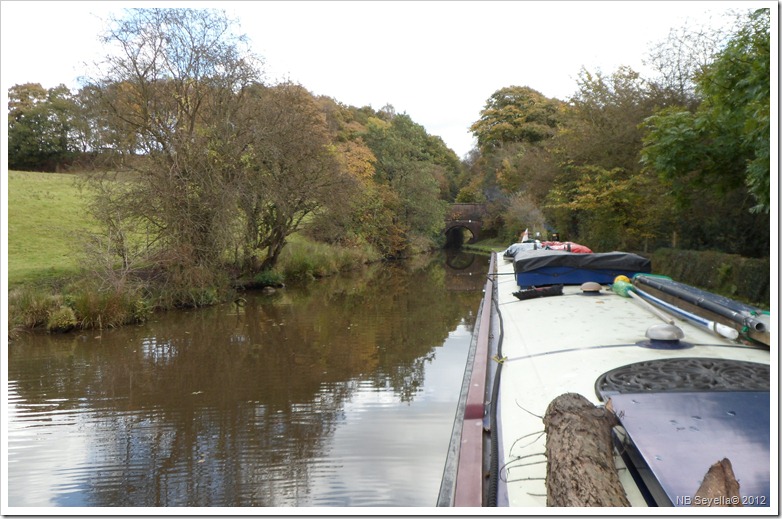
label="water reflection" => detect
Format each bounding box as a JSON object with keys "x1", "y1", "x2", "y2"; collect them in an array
[{"x1": 7, "y1": 252, "x2": 489, "y2": 507}]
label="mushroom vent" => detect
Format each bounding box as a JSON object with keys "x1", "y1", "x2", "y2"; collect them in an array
[
  {"x1": 579, "y1": 281, "x2": 603, "y2": 295},
  {"x1": 637, "y1": 323, "x2": 692, "y2": 349}
]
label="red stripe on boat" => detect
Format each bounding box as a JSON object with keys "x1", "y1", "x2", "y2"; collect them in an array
[{"x1": 453, "y1": 254, "x2": 495, "y2": 506}]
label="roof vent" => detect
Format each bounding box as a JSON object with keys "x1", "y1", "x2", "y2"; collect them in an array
[
  {"x1": 580, "y1": 281, "x2": 603, "y2": 294},
  {"x1": 637, "y1": 324, "x2": 691, "y2": 349}
]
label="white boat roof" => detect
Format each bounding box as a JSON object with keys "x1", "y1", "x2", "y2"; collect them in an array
[{"x1": 493, "y1": 256, "x2": 772, "y2": 507}]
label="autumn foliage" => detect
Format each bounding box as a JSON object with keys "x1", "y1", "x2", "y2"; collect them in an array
[
  {"x1": 7, "y1": 9, "x2": 465, "y2": 309},
  {"x1": 465, "y1": 9, "x2": 770, "y2": 258}
]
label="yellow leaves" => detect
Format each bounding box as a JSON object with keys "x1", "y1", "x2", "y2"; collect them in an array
[
  {"x1": 496, "y1": 157, "x2": 516, "y2": 192},
  {"x1": 336, "y1": 139, "x2": 376, "y2": 185},
  {"x1": 206, "y1": 148, "x2": 220, "y2": 162},
  {"x1": 545, "y1": 166, "x2": 634, "y2": 212},
  {"x1": 366, "y1": 116, "x2": 391, "y2": 133},
  {"x1": 500, "y1": 158, "x2": 512, "y2": 172}
]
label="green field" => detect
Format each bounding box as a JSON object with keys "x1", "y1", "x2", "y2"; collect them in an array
[
  {"x1": 5, "y1": 171, "x2": 498, "y2": 289},
  {"x1": 6, "y1": 170, "x2": 379, "y2": 289},
  {"x1": 8, "y1": 170, "x2": 97, "y2": 287}
]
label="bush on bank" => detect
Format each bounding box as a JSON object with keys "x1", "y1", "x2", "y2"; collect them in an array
[
  {"x1": 8, "y1": 282, "x2": 150, "y2": 338},
  {"x1": 8, "y1": 236, "x2": 384, "y2": 338},
  {"x1": 650, "y1": 248, "x2": 770, "y2": 307}
]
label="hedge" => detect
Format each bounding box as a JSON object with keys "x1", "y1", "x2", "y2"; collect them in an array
[{"x1": 650, "y1": 248, "x2": 770, "y2": 308}]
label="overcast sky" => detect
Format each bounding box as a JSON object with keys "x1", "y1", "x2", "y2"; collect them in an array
[{"x1": 0, "y1": 1, "x2": 771, "y2": 158}]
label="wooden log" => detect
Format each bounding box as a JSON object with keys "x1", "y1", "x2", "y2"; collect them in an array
[
  {"x1": 543, "y1": 393, "x2": 630, "y2": 507},
  {"x1": 692, "y1": 458, "x2": 742, "y2": 507}
]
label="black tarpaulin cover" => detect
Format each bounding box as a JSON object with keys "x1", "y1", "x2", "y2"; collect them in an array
[{"x1": 513, "y1": 250, "x2": 651, "y2": 273}]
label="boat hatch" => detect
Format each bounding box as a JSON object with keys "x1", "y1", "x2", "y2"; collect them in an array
[
  {"x1": 609, "y1": 391, "x2": 770, "y2": 507},
  {"x1": 594, "y1": 358, "x2": 770, "y2": 507}
]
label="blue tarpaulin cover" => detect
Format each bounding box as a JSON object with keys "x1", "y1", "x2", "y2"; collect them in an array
[{"x1": 512, "y1": 250, "x2": 651, "y2": 287}]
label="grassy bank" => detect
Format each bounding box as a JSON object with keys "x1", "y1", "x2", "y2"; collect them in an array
[
  {"x1": 7, "y1": 170, "x2": 383, "y2": 335},
  {"x1": 462, "y1": 239, "x2": 507, "y2": 254},
  {"x1": 8, "y1": 170, "x2": 97, "y2": 287}
]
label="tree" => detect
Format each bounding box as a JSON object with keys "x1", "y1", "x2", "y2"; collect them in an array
[
  {"x1": 470, "y1": 86, "x2": 561, "y2": 150},
  {"x1": 544, "y1": 67, "x2": 677, "y2": 249},
  {"x1": 502, "y1": 191, "x2": 547, "y2": 243},
  {"x1": 454, "y1": 185, "x2": 485, "y2": 204},
  {"x1": 561, "y1": 67, "x2": 659, "y2": 172},
  {"x1": 641, "y1": 9, "x2": 771, "y2": 215},
  {"x1": 300, "y1": 98, "x2": 459, "y2": 257},
  {"x1": 464, "y1": 86, "x2": 564, "y2": 240},
  {"x1": 701, "y1": 8, "x2": 770, "y2": 215},
  {"x1": 236, "y1": 83, "x2": 350, "y2": 271},
  {"x1": 491, "y1": 142, "x2": 560, "y2": 205},
  {"x1": 83, "y1": 8, "x2": 261, "y2": 302},
  {"x1": 644, "y1": 16, "x2": 729, "y2": 106},
  {"x1": 363, "y1": 112, "x2": 448, "y2": 255},
  {"x1": 8, "y1": 83, "x2": 82, "y2": 171},
  {"x1": 8, "y1": 83, "x2": 48, "y2": 170},
  {"x1": 546, "y1": 165, "x2": 671, "y2": 251}
]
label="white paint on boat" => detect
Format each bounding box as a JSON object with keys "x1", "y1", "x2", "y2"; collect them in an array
[{"x1": 492, "y1": 256, "x2": 770, "y2": 507}]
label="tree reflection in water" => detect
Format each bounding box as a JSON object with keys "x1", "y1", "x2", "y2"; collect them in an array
[{"x1": 7, "y1": 252, "x2": 489, "y2": 507}]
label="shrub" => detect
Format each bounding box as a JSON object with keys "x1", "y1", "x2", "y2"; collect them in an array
[
  {"x1": 132, "y1": 298, "x2": 153, "y2": 323},
  {"x1": 47, "y1": 306, "x2": 77, "y2": 333},
  {"x1": 281, "y1": 250, "x2": 318, "y2": 281},
  {"x1": 253, "y1": 269, "x2": 285, "y2": 287},
  {"x1": 153, "y1": 264, "x2": 231, "y2": 309},
  {"x1": 68, "y1": 282, "x2": 150, "y2": 329},
  {"x1": 278, "y1": 239, "x2": 380, "y2": 281},
  {"x1": 8, "y1": 287, "x2": 57, "y2": 329}
]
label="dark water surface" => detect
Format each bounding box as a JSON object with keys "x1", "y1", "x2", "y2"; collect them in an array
[{"x1": 6, "y1": 252, "x2": 488, "y2": 508}]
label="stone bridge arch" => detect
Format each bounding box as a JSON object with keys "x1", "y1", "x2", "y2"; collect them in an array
[{"x1": 445, "y1": 203, "x2": 487, "y2": 245}]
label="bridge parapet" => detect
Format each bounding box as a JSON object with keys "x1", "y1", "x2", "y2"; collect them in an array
[{"x1": 448, "y1": 203, "x2": 487, "y2": 222}]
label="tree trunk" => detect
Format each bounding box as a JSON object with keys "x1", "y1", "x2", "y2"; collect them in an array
[
  {"x1": 543, "y1": 393, "x2": 630, "y2": 507},
  {"x1": 260, "y1": 235, "x2": 286, "y2": 271},
  {"x1": 693, "y1": 458, "x2": 742, "y2": 507}
]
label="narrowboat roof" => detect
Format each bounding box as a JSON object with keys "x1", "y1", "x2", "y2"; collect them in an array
[
  {"x1": 441, "y1": 252, "x2": 774, "y2": 508},
  {"x1": 494, "y1": 254, "x2": 772, "y2": 507}
]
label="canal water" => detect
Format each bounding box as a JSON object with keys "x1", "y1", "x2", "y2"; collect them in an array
[{"x1": 6, "y1": 251, "x2": 488, "y2": 508}]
